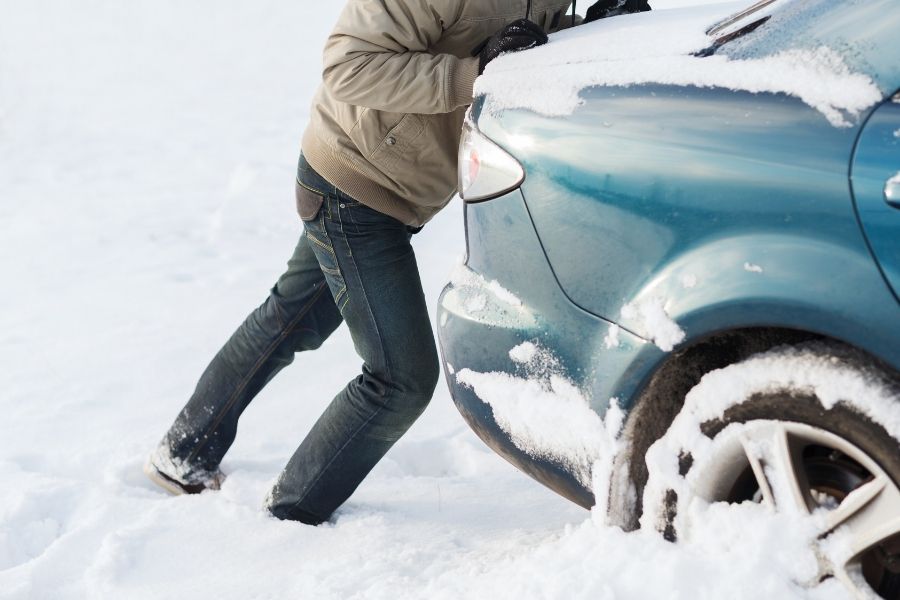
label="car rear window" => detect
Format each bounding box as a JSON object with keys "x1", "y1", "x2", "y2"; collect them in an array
[
  {"x1": 713, "y1": 0, "x2": 900, "y2": 95},
  {"x1": 707, "y1": 0, "x2": 781, "y2": 39}
]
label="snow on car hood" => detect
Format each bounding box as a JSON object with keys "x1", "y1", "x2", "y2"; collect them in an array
[{"x1": 475, "y1": 1, "x2": 882, "y2": 127}]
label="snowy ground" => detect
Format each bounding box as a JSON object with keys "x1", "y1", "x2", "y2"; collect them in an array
[{"x1": 0, "y1": 1, "x2": 852, "y2": 598}]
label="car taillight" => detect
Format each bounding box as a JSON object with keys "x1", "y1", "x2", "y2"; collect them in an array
[{"x1": 458, "y1": 111, "x2": 525, "y2": 202}]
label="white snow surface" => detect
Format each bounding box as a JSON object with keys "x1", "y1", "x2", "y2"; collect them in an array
[
  {"x1": 638, "y1": 343, "x2": 900, "y2": 596},
  {"x1": 450, "y1": 263, "x2": 523, "y2": 308},
  {"x1": 0, "y1": 1, "x2": 861, "y2": 598},
  {"x1": 643, "y1": 342, "x2": 900, "y2": 528},
  {"x1": 460, "y1": 342, "x2": 623, "y2": 494},
  {"x1": 621, "y1": 297, "x2": 686, "y2": 351},
  {"x1": 456, "y1": 369, "x2": 617, "y2": 491},
  {"x1": 603, "y1": 323, "x2": 622, "y2": 349},
  {"x1": 680, "y1": 273, "x2": 699, "y2": 289},
  {"x1": 509, "y1": 340, "x2": 540, "y2": 364},
  {"x1": 744, "y1": 261, "x2": 764, "y2": 273},
  {"x1": 476, "y1": 2, "x2": 883, "y2": 127}
]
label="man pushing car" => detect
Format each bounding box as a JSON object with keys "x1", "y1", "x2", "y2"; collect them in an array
[{"x1": 144, "y1": 0, "x2": 649, "y2": 524}]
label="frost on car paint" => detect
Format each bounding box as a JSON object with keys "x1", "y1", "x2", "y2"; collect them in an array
[
  {"x1": 456, "y1": 343, "x2": 624, "y2": 508},
  {"x1": 475, "y1": 3, "x2": 882, "y2": 127},
  {"x1": 450, "y1": 264, "x2": 522, "y2": 307},
  {"x1": 743, "y1": 262, "x2": 764, "y2": 273},
  {"x1": 444, "y1": 264, "x2": 536, "y2": 329}
]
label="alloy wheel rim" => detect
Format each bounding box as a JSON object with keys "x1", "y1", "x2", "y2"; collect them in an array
[{"x1": 688, "y1": 420, "x2": 900, "y2": 599}]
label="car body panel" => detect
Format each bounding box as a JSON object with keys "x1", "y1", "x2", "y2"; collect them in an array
[
  {"x1": 439, "y1": 188, "x2": 660, "y2": 508},
  {"x1": 717, "y1": 0, "x2": 900, "y2": 97},
  {"x1": 479, "y1": 86, "x2": 900, "y2": 369},
  {"x1": 851, "y1": 97, "x2": 900, "y2": 303},
  {"x1": 438, "y1": 1, "x2": 900, "y2": 514}
]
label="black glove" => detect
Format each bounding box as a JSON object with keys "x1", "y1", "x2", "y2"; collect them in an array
[
  {"x1": 584, "y1": 0, "x2": 651, "y2": 23},
  {"x1": 474, "y1": 18, "x2": 549, "y2": 75}
]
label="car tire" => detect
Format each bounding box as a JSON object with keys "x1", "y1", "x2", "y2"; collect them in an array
[{"x1": 641, "y1": 342, "x2": 900, "y2": 599}]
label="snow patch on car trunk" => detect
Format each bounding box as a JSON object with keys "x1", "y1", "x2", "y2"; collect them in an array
[{"x1": 476, "y1": 3, "x2": 882, "y2": 127}]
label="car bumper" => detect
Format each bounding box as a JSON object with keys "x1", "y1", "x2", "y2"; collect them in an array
[{"x1": 437, "y1": 189, "x2": 657, "y2": 509}]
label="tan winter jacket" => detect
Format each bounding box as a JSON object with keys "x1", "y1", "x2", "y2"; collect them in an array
[{"x1": 301, "y1": 0, "x2": 574, "y2": 226}]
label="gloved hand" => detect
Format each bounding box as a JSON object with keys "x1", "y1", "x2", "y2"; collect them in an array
[
  {"x1": 475, "y1": 18, "x2": 549, "y2": 75},
  {"x1": 584, "y1": 0, "x2": 651, "y2": 23}
]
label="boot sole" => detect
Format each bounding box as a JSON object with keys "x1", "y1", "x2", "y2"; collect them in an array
[{"x1": 143, "y1": 459, "x2": 192, "y2": 495}]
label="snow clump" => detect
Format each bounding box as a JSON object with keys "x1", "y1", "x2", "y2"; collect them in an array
[
  {"x1": 620, "y1": 297, "x2": 685, "y2": 351},
  {"x1": 743, "y1": 262, "x2": 764, "y2": 273},
  {"x1": 887, "y1": 171, "x2": 900, "y2": 189},
  {"x1": 477, "y1": 3, "x2": 882, "y2": 127},
  {"x1": 642, "y1": 342, "x2": 900, "y2": 529},
  {"x1": 457, "y1": 342, "x2": 623, "y2": 503},
  {"x1": 450, "y1": 264, "x2": 522, "y2": 308},
  {"x1": 508, "y1": 340, "x2": 539, "y2": 364},
  {"x1": 603, "y1": 323, "x2": 621, "y2": 349},
  {"x1": 680, "y1": 274, "x2": 698, "y2": 289}
]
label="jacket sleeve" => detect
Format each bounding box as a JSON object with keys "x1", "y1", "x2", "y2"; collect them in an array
[{"x1": 321, "y1": 0, "x2": 480, "y2": 114}]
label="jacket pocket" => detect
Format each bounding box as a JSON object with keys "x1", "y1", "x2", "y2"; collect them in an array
[
  {"x1": 351, "y1": 110, "x2": 428, "y2": 175},
  {"x1": 295, "y1": 182, "x2": 325, "y2": 221}
]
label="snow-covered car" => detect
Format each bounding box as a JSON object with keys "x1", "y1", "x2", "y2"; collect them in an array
[{"x1": 437, "y1": 1, "x2": 900, "y2": 596}]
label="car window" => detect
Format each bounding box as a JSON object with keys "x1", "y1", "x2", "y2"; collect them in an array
[
  {"x1": 707, "y1": 0, "x2": 781, "y2": 38},
  {"x1": 698, "y1": 0, "x2": 900, "y2": 96},
  {"x1": 695, "y1": 0, "x2": 783, "y2": 57}
]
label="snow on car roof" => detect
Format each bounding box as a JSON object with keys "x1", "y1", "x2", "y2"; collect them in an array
[{"x1": 475, "y1": 1, "x2": 883, "y2": 127}]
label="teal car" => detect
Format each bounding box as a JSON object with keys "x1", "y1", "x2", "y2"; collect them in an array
[{"x1": 437, "y1": 1, "x2": 900, "y2": 596}]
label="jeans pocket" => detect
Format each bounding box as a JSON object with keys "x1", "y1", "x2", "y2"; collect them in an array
[
  {"x1": 296, "y1": 182, "x2": 325, "y2": 222},
  {"x1": 303, "y1": 210, "x2": 350, "y2": 314},
  {"x1": 366, "y1": 113, "x2": 427, "y2": 175}
]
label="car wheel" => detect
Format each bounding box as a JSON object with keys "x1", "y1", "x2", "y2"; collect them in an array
[{"x1": 641, "y1": 343, "x2": 900, "y2": 599}]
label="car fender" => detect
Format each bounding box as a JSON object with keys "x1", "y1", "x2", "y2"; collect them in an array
[{"x1": 619, "y1": 232, "x2": 900, "y2": 372}]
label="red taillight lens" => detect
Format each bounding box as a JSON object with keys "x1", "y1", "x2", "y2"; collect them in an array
[
  {"x1": 458, "y1": 111, "x2": 525, "y2": 202},
  {"x1": 468, "y1": 149, "x2": 480, "y2": 187}
]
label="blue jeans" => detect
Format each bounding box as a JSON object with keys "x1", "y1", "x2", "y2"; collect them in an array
[{"x1": 159, "y1": 155, "x2": 440, "y2": 524}]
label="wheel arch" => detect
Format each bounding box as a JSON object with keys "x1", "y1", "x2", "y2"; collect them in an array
[{"x1": 608, "y1": 325, "x2": 900, "y2": 531}]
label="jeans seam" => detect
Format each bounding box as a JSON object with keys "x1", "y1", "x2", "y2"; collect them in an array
[
  {"x1": 185, "y1": 282, "x2": 331, "y2": 464},
  {"x1": 283, "y1": 198, "x2": 394, "y2": 518},
  {"x1": 272, "y1": 295, "x2": 286, "y2": 330},
  {"x1": 333, "y1": 285, "x2": 346, "y2": 306},
  {"x1": 296, "y1": 176, "x2": 328, "y2": 198},
  {"x1": 342, "y1": 209, "x2": 388, "y2": 374},
  {"x1": 283, "y1": 402, "x2": 388, "y2": 523},
  {"x1": 305, "y1": 231, "x2": 335, "y2": 255}
]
